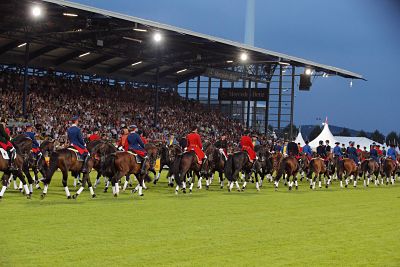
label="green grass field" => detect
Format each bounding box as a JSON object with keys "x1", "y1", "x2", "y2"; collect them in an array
[{"x1": 1, "y1": 171, "x2": 399, "y2": 267}]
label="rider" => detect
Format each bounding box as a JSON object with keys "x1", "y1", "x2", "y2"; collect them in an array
[
  {"x1": 287, "y1": 140, "x2": 299, "y2": 158},
  {"x1": 302, "y1": 140, "x2": 312, "y2": 159},
  {"x1": 316, "y1": 140, "x2": 327, "y2": 159},
  {"x1": 333, "y1": 142, "x2": 343, "y2": 159},
  {"x1": 25, "y1": 123, "x2": 42, "y2": 164},
  {"x1": 347, "y1": 141, "x2": 360, "y2": 165},
  {"x1": 127, "y1": 125, "x2": 148, "y2": 174},
  {"x1": 138, "y1": 130, "x2": 148, "y2": 145},
  {"x1": 387, "y1": 144, "x2": 398, "y2": 166},
  {"x1": 88, "y1": 128, "x2": 101, "y2": 142},
  {"x1": 214, "y1": 133, "x2": 228, "y2": 160},
  {"x1": 116, "y1": 126, "x2": 129, "y2": 151},
  {"x1": 167, "y1": 133, "x2": 178, "y2": 146},
  {"x1": 0, "y1": 118, "x2": 16, "y2": 170},
  {"x1": 186, "y1": 126, "x2": 206, "y2": 171},
  {"x1": 370, "y1": 144, "x2": 379, "y2": 163},
  {"x1": 325, "y1": 140, "x2": 331, "y2": 153},
  {"x1": 67, "y1": 116, "x2": 90, "y2": 173},
  {"x1": 240, "y1": 130, "x2": 257, "y2": 164}
]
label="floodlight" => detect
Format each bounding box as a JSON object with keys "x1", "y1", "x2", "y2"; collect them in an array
[
  {"x1": 32, "y1": 6, "x2": 42, "y2": 17},
  {"x1": 153, "y1": 32, "x2": 162, "y2": 43}
]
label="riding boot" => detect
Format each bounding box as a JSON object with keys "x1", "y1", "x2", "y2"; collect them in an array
[
  {"x1": 81, "y1": 154, "x2": 91, "y2": 173},
  {"x1": 140, "y1": 156, "x2": 148, "y2": 174},
  {"x1": 7, "y1": 148, "x2": 16, "y2": 171}
]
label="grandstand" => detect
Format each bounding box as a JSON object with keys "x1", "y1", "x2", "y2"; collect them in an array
[{"x1": 0, "y1": 0, "x2": 363, "y2": 138}]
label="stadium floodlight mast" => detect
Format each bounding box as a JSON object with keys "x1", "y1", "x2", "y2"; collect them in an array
[
  {"x1": 31, "y1": 6, "x2": 42, "y2": 18},
  {"x1": 153, "y1": 32, "x2": 162, "y2": 127}
]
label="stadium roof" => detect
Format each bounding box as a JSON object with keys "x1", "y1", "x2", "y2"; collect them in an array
[{"x1": 0, "y1": 0, "x2": 364, "y2": 86}]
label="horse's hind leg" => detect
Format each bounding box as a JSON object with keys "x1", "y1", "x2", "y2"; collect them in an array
[
  {"x1": 0, "y1": 173, "x2": 10, "y2": 199},
  {"x1": 15, "y1": 170, "x2": 30, "y2": 198},
  {"x1": 293, "y1": 173, "x2": 299, "y2": 190},
  {"x1": 61, "y1": 169, "x2": 71, "y2": 199},
  {"x1": 94, "y1": 172, "x2": 101, "y2": 189},
  {"x1": 22, "y1": 163, "x2": 34, "y2": 195}
]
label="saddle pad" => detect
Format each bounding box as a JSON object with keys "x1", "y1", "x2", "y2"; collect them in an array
[
  {"x1": 67, "y1": 148, "x2": 84, "y2": 161},
  {"x1": 0, "y1": 148, "x2": 9, "y2": 160},
  {"x1": 126, "y1": 151, "x2": 141, "y2": 163}
]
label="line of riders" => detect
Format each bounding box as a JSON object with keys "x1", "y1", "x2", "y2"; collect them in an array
[{"x1": 0, "y1": 115, "x2": 399, "y2": 199}]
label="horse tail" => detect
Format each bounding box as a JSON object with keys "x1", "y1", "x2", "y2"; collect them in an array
[
  {"x1": 171, "y1": 154, "x2": 183, "y2": 183},
  {"x1": 103, "y1": 153, "x2": 116, "y2": 178},
  {"x1": 224, "y1": 155, "x2": 233, "y2": 181},
  {"x1": 276, "y1": 158, "x2": 286, "y2": 180},
  {"x1": 43, "y1": 151, "x2": 59, "y2": 184}
]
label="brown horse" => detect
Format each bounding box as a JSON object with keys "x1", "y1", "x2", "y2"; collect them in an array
[
  {"x1": 337, "y1": 158, "x2": 359, "y2": 188},
  {"x1": 308, "y1": 158, "x2": 328, "y2": 189},
  {"x1": 0, "y1": 139, "x2": 31, "y2": 199},
  {"x1": 298, "y1": 153, "x2": 310, "y2": 182},
  {"x1": 41, "y1": 148, "x2": 95, "y2": 199},
  {"x1": 359, "y1": 159, "x2": 380, "y2": 187},
  {"x1": 109, "y1": 144, "x2": 158, "y2": 197},
  {"x1": 381, "y1": 158, "x2": 397, "y2": 185},
  {"x1": 274, "y1": 156, "x2": 299, "y2": 191},
  {"x1": 197, "y1": 142, "x2": 217, "y2": 190},
  {"x1": 154, "y1": 144, "x2": 182, "y2": 186}
]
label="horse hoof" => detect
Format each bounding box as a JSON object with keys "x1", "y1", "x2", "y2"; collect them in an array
[
  {"x1": 220, "y1": 186, "x2": 223, "y2": 189},
  {"x1": 296, "y1": 186, "x2": 298, "y2": 190},
  {"x1": 92, "y1": 194, "x2": 96, "y2": 198},
  {"x1": 206, "y1": 185, "x2": 209, "y2": 190},
  {"x1": 289, "y1": 186, "x2": 292, "y2": 191},
  {"x1": 72, "y1": 194, "x2": 77, "y2": 199},
  {"x1": 37, "y1": 186, "x2": 41, "y2": 190},
  {"x1": 345, "y1": 185, "x2": 348, "y2": 188},
  {"x1": 139, "y1": 194, "x2": 144, "y2": 197},
  {"x1": 0, "y1": 196, "x2": 2, "y2": 200},
  {"x1": 175, "y1": 190, "x2": 178, "y2": 195},
  {"x1": 26, "y1": 194, "x2": 31, "y2": 199},
  {"x1": 153, "y1": 180, "x2": 157, "y2": 185},
  {"x1": 67, "y1": 196, "x2": 71, "y2": 199},
  {"x1": 182, "y1": 189, "x2": 186, "y2": 194},
  {"x1": 189, "y1": 189, "x2": 192, "y2": 194},
  {"x1": 325, "y1": 185, "x2": 328, "y2": 188},
  {"x1": 41, "y1": 193, "x2": 46, "y2": 199},
  {"x1": 310, "y1": 185, "x2": 313, "y2": 189},
  {"x1": 284, "y1": 183, "x2": 287, "y2": 187}
]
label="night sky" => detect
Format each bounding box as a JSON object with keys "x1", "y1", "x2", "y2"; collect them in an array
[{"x1": 74, "y1": 0, "x2": 400, "y2": 134}]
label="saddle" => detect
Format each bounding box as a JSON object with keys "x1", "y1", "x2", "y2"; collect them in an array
[
  {"x1": 0, "y1": 148, "x2": 15, "y2": 160},
  {"x1": 67, "y1": 148, "x2": 84, "y2": 161},
  {"x1": 127, "y1": 151, "x2": 142, "y2": 164}
]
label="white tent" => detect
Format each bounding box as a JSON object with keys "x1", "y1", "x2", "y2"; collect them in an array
[
  {"x1": 294, "y1": 131, "x2": 306, "y2": 147},
  {"x1": 334, "y1": 136, "x2": 383, "y2": 151},
  {"x1": 309, "y1": 122, "x2": 338, "y2": 149}
]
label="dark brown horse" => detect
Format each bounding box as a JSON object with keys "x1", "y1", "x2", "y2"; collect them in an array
[
  {"x1": 0, "y1": 138, "x2": 31, "y2": 199},
  {"x1": 88, "y1": 140, "x2": 117, "y2": 190},
  {"x1": 274, "y1": 156, "x2": 299, "y2": 191},
  {"x1": 359, "y1": 159, "x2": 379, "y2": 187},
  {"x1": 172, "y1": 150, "x2": 203, "y2": 194},
  {"x1": 154, "y1": 144, "x2": 182, "y2": 186},
  {"x1": 381, "y1": 158, "x2": 397, "y2": 185},
  {"x1": 41, "y1": 148, "x2": 95, "y2": 199},
  {"x1": 253, "y1": 145, "x2": 273, "y2": 189},
  {"x1": 308, "y1": 158, "x2": 328, "y2": 189},
  {"x1": 197, "y1": 142, "x2": 216, "y2": 190},
  {"x1": 337, "y1": 158, "x2": 359, "y2": 188},
  {"x1": 224, "y1": 150, "x2": 253, "y2": 192}
]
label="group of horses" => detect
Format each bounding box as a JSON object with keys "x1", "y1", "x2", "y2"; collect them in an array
[{"x1": 0, "y1": 137, "x2": 399, "y2": 200}]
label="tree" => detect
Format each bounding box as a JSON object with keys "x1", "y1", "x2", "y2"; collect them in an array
[
  {"x1": 371, "y1": 130, "x2": 385, "y2": 144},
  {"x1": 282, "y1": 124, "x2": 299, "y2": 140},
  {"x1": 308, "y1": 125, "x2": 322, "y2": 141},
  {"x1": 339, "y1": 128, "x2": 351, "y2": 137},
  {"x1": 357, "y1": 130, "x2": 367, "y2": 137},
  {"x1": 385, "y1": 131, "x2": 399, "y2": 146}
]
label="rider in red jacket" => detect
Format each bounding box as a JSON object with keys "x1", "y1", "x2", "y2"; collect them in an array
[
  {"x1": 186, "y1": 126, "x2": 205, "y2": 164},
  {"x1": 240, "y1": 130, "x2": 256, "y2": 162}
]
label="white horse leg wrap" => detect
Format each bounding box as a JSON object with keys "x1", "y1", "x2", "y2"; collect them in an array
[
  {"x1": 235, "y1": 181, "x2": 240, "y2": 189},
  {"x1": 243, "y1": 181, "x2": 247, "y2": 188},
  {"x1": 143, "y1": 182, "x2": 147, "y2": 189},
  {"x1": 175, "y1": 185, "x2": 179, "y2": 194},
  {"x1": 354, "y1": 180, "x2": 357, "y2": 187},
  {"x1": 138, "y1": 186, "x2": 143, "y2": 195},
  {"x1": 340, "y1": 181, "x2": 343, "y2": 188},
  {"x1": 318, "y1": 181, "x2": 322, "y2": 188},
  {"x1": 23, "y1": 184, "x2": 29, "y2": 195},
  {"x1": 73, "y1": 178, "x2": 77, "y2": 187},
  {"x1": 64, "y1": 186, "x2": 71, "y2": 197},
  {"x1": 115, "y1": 183, "x2": 119, "y2": 194},
  {"x1": 13, "y1": 180, "x2": 17, "y2": 190},
  {"x1": 182, "y1": 182, "x2": 186, "y2": 189},
  {"x1": 345, "y1": 179, "x2": 349, "y2": 185},
  {"x1": 0, "y1": 186, "x2": 6, "y2": 197},
  {"x1": 189, "y1": 183, "x2": 194, "y2": 191},
  {"x1": 313, "y1": 182, "x2": 316, "y2": 189},
  {"x1": 77, "y1": 186, "x2": 84, "y2": 195},
  {"x1": 18, "y1": 181, "x2": 23, "y2": 190},
  {"x1": 295, "y1": 180, "x2": 298, "y2": 187},
  {"x1": 112, "y1": 186, "x2": 116, "y2": 195},
  {"x1": 29, "y1": 184, "x2": 33, "y2": 193},
  {"x1": 123, "y1": 181, "x2": 129, "y2": 191},
  {"x1": 156, "y1": 172, "x2": 161, "y2": 180},
  {"x1": 89, "y1": 187, "x2": 94, "y2": 195},
  {"x1": 43, "y1": 185, "x2": 48, "y2": 194},
  {"x1": 106, "y1": 180, "x2": 110, "y2": 188},
  {"x1": 229, "y1": 182, "x2": 234, "y2": 191},
  {"x1": 206, "y1": 179, "x2": 209, "y2": 186},
  {"x1": 198, "y1": 177, "x2": 202, "y2": 188},
  {"x1": 256, "y1": 182, "x2": 260, "y2": 190}
]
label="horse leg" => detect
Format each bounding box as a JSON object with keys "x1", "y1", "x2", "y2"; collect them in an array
[
  {"x1": 288, "y1": 174, "x2": 293, "y2": 191},
  {"x1": 255, "y1": 171, "x2": 260, "y2": 191},
  {"x1": 294, "y1": 174, "x2": 298, "y2": 190},
  {"x1": 22, "y1": 163, "x2": 34, "y2": 195},
  {"x1": 219, "y1": 171, "x2": 224, "y2": 189},
  {"x1": 352, "y1": 173, "x2": 357, "y2": 187},
  {"x1": 0, "y1": 173, "x2": 10, "y2": 199},
  {"x1": 122, "y1": 175, "x2": 131, "y2": 191},
  {"x1": 134, "y1": 174, "x2": 144, "y2": 197},
  {"x1": 61, "y1": 169, "x2": 71, "y2": 199},
  {"x1": 94, "y1": 172, "x2": 101, "y2": 189},
  {"x1": 15, "y1": 170, "x2": 30, "y2": 198}
]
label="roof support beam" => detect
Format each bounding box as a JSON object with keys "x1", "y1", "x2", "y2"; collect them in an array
[
  {"x1": 0, "y1": 40, "x2": 20, "y2": 56},
  {"x1": 131, "y1": 63, "x2": 159, "y2": 77},
  {"x1": 29, "y1": 46, "x2": 58, "y2": 61},
  {"x1": 175, "y1": 69, "x2": 206, "y2": 85},
  {"x1": 82, "y1": 55, "x2": 113, "y2": 69},
  {"x1": 54, "y1": 50, "x2": 83, "y2": 66},
  {"x1": 158, "y1": 66, "x2": 188, "y2": 79},
  {"x1": 107, "y1": 59, "x2": 136, "y2": 74}
]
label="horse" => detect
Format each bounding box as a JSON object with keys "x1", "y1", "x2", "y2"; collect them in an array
[
  {"x1": 154, "y1": 144, "x2": 182, "y2": 186},
  {"x1": 253, "y1": 145, "x2": 273, "y2": 190},
  {"x1": 298, "y1": 153, "x2": 310, "y2": 182},
  {"x1": 381, "y1": 158, "x2": 397, "y2": 185},
  {"x1": 88, "y1": 140, "x2": 117, "y2": 191},
  {"x1": 308, "y1": 157, "x2": 328, "y2": 189},
  {"x1": 360, "y1": 159, "x2": 380, "y2": 187},
  {"x1": 336, "y1": 158, "x2": 359, "y2": 188},
  {"x1": 223, "y1": 151, "x2": 253, "y2": 192},
  {"x1": 0, "y1": 140, "x2": 31, "y2": 199},
  {"x1": 41, "y1": 147, "x2": 95, "y2": 199},
  {"x1": 108, "y1": 144, "x2": 158, "y2": 197},
  {"x1": 274, "y1": 156, "x2": 299, "y2": 191},
  {"x1": 197, "y1": 142, "x2": 218, "y2": 190}
]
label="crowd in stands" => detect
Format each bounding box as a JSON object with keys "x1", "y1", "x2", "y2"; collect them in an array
[{"x1": 0, "y1": 71, "x2": 252, "y2": 146}]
